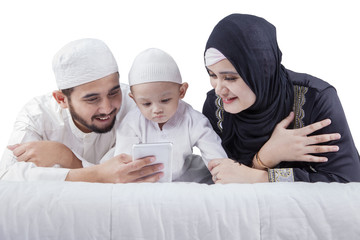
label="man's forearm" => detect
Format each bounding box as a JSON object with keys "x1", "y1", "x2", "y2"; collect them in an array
[
  {"x1": 67, "y1": 155, "x2": 83, "y2": 169},
  {"x1": 65, "y1": 165, "x2": 100, "y2": 182}
]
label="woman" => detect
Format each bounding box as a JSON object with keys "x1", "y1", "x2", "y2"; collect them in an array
[{"x1": 203, "y1": 14, "x2": 360, "y2": 183}]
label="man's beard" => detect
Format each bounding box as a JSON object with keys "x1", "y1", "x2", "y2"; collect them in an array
[{"x1": 68, "y1": 103, "x2": 117, "y2": 134}]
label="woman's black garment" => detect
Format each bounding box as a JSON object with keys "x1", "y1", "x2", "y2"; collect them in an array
[{"x1": 202, "y1": 13, "x2": 360, "y2": 182}]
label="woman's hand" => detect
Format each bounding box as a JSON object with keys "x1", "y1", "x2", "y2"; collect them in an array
[
  {"x1": 208, "y1": 158, "x2": 268, "y2": 184},
  {"x1": 253, "y1": 112, "x2": 341, "y2": 169}
]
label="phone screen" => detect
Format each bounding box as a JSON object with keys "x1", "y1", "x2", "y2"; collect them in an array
[{"x1": 132, "y1": 142, "x2": 173, "y2": 182}]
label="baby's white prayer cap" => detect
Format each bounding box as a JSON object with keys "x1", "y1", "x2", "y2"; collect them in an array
[
  {"x1": 52, "y1": 38, "x2": 118, "y2": 89},
  {"x1": 129, "y1": 48, "x2": 182, "y2": 86}
]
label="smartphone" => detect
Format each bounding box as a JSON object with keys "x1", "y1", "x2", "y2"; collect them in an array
[{"x1": 132, "y1": 142, "x2": 173, "y2": 182}]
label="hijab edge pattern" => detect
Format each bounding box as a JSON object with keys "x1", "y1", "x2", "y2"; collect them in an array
[
  {"x1": 293, "y1": 85, "x2": 308, "y2": 129},
  {"x1": 215, "y1": 95, "x2": 224, "y2": 132}
]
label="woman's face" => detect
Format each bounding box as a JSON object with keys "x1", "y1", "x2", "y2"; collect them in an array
[{"x1": 207, "y1": 59, "x2": 256, "y2": 114}]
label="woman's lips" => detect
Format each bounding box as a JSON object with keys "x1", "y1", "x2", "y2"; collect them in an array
[{"x1": 222, "y1": 97, "x2": 237, "y2": 104}]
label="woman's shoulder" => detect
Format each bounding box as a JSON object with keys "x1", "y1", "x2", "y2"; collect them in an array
[{"x1": 287, "y1": 69, "x2": 334, "y2": 93}]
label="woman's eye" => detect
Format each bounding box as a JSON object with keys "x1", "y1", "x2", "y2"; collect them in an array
[
  {"x1": 209, "y1": 73, "x2": 217, "y2": 78},
  {"x1": 224, "y1": 76, "x2": 237, "y2": 81}
]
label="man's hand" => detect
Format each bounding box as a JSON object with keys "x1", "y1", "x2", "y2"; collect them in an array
[
  {"x1": 66, "y1": 153, "x2": 164, "y2": 183},
  {"x1": 8, "y1": 141, "x2": 82, "y2": 168}
]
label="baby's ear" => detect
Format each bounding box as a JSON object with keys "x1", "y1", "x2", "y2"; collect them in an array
[
  {"x1": 179, "y1": 82, "x2": 189, "y2": 99},
  {"x1": 128, "y1": 92, "x2": 136, "y2": 102},
  {"x1": 52, "y1": 90, "x2": 69, "y2": 109}
]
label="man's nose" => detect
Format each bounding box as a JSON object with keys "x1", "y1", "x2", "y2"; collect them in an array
[{"x1": 99, "y1": 98, "x2": 113, "y2": 114}]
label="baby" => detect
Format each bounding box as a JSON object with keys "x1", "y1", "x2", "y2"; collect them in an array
[{"x1": 113, "y1": 48, "x2": 227, "y2": 181}]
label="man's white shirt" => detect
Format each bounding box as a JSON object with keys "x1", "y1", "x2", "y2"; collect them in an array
[{"x1": 0, "y1": 83, "x2": 135, "y2": 181}]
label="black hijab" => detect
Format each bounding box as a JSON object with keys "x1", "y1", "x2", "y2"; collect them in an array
[{"x1": 205, "y1": 14, "x2": 294, "y2": 165}]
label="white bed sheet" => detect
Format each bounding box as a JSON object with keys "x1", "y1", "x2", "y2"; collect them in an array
[{"x1": 0, "y1": 181, "x2": 359, "y2": 240}]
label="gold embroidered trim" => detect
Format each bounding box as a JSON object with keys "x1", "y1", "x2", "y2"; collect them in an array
[
  {"x1": 215, "y1": 95, "x2": 224, "y2": 132},
  {"x1": 268, "y1": 168, "x2": 294, "y2": 182},
  {"x1": 293, "y1": 85, "x2": 308, "y2": 129}
]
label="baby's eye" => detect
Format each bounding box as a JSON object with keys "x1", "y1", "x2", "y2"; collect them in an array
[
  {"x1": 142, "y1": 102, "x2": 151, "y2": 107},
  {"x1": 161, "y1": 98, "x2": 171, "y2": 103}
]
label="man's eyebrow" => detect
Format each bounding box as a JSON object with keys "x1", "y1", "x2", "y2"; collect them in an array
[
  {"x1": 109, "y1": 85, "x2": 120, "y2": 92},
  {"x1": 82, "y1": 85, "x2": 120, "y2": 99},
  {"x1": 82, "y1": 93, "x2": 99, "y2": 99}
]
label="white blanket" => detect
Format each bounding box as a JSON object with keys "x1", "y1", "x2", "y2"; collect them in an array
[{"x1": 0, "y1": 181, "x2": 359, "y2": 239}]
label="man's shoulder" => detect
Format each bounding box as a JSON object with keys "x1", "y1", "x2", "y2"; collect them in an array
[
  {"x1": 17, "y1": 93, "x2": 65, "y2": 126},
  {"x1": 21, "y1": 93, "x2": 59, "y2": 115}
]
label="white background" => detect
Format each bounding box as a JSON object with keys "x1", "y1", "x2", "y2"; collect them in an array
[{"x1": 0, "y1": 0, "x2": 359, "y2": 151}]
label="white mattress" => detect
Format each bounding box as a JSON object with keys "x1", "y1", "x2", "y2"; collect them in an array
[{"x1": 0, "y1": 181, "x2": 359, "y2": 239}]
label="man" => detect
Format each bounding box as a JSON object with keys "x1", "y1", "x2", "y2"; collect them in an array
[{"x1": 0, "y1": 38, "x2": 163, "y2": 183}]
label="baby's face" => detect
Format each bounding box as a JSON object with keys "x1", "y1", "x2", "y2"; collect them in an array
[{"x1": 130, "y1": 82, "x2": 184, "y2": 126}]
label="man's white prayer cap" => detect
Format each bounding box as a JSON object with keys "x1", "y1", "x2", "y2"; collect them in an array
[
  {"x1": 52, "y1": 38, "x2": 118, "y2": 89},
  {"x1": 128, "y1": 48, "x2": 182, "y2": 86}
]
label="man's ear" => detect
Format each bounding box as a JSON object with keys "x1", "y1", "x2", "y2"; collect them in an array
[
  {"x1": 52, "y1": 90, "x2": 69, "y2": 109},
  {"x1": 179, "y1": 82, "x2": 189, "y2": 99}
]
